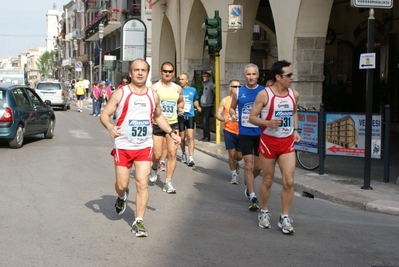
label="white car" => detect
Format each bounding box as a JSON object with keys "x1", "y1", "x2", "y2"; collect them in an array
[{"x1": 35, "y1": 81, "x2": 70, "y2": 110}]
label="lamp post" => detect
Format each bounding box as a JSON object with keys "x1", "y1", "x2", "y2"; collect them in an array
[
  {"x1": 98, "y1": 23, "x2": 104, "y2": 81},
  {"x1": 73, "y1": 39, "x2": 78, "y2": 79}
]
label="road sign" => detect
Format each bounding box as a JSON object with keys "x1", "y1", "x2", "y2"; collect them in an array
[
  {"x1": 228, "y1": 5, "x2": 243, "y2": 30},
  {"x1": 359, "y1": 53, "x2": 376, "y2": 69},
  {"x1": 350, "y1": 0, "x2": 393, "y2": 9},
  {"x1": 75, "y1": 61, "x2": 83, "y2": 68}
]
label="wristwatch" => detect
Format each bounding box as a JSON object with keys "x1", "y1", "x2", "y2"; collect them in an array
[{"x1": 168, "y1": 130, "x2": 175, "y2": 136}]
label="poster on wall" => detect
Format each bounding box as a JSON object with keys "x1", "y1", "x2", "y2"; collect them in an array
[
  {"x1": 325, "y1": 113, "x2": 381, "y2": 158},
  {"x1": 294, "y1": 111, "x2": 318, "y2": 154}
]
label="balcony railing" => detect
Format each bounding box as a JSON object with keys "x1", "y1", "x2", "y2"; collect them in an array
[{"x1": 84, "y1": 12, "x2": 108, "y2": 40}]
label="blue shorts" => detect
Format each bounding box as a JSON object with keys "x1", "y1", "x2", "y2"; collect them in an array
[
  {"x1": 223, "y1": 129, "x2": 241, "y2": 152},
  {"x1": 77, "y1": 94, "x2": 85, "y2": 100}
]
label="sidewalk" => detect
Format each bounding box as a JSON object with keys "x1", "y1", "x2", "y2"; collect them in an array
[{"x1": 193, "y1": 128, "x2": 399, "y2": 216}]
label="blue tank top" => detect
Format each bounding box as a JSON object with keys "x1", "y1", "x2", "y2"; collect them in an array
[{"x1": 237, "y1": 84, "x2": 265, "y2": 136}]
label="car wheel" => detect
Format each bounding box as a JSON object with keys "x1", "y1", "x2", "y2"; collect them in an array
[
  {"x1": 62, "y1": 104, "x2": 67, "y2": 111},
  {"x1": 9, "y1": 124, "x2": 24, "y2": 148},
  {"x1": 44, "y1": 119, "x2": 55, "y2": 139}
]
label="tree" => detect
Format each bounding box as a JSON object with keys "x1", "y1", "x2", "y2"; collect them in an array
[{"x1": 37, "y1": 50, "x2": 57, "y2": 80}]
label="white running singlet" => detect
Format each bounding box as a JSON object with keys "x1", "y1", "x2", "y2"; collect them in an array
[
  {"x1": 114, "y1": 85, "x2": 155, "y2": 149},
  {"x1": 260, "y1": 86, "x2": 296, "y2": 138}
]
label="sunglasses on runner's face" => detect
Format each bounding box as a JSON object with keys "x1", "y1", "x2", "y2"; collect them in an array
[
  {"x1": 230, "y1": 85, "x2": 240, "y2": 88},
  {"x1": 162, "y1": 70, "x2": 174, "y2": 74},
  {"x1": 281, "y1": 73, "x2": 293, "y2": 78}
]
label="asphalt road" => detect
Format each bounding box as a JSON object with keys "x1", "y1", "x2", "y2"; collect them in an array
[{"x1": 0, "y1": 106, "x2": 398, "y2": 267}]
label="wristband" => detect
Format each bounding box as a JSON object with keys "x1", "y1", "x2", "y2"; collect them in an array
[
  {"x1": 168, "y1": 130, "x2": 175, "y2": 136},
  {"x1": 293, "y1": 128, "x2": 298, "y2": 132}
]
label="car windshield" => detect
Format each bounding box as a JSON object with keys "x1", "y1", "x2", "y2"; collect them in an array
[{"x1": 36, "y1": 83, "x2": 61, "y2": 90}]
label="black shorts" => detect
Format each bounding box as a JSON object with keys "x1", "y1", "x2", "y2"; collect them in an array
[
  {"x1": 238, "y1": 134, "x2": 260, "y2": 156},
  {"x1": 178, "y1": 116, "x2": 195, "y2": 131},
  {"x1": 153, "y1": 123, "x2": 179, "y2": 137}
]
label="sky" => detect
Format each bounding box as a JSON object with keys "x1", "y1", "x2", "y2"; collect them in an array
[{"x1": 0, "y1": 0, "x2": 67, "y2": 59}]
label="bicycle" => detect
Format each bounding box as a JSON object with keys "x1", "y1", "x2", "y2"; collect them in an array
[{"x1": 295, "y1": 105, "x2": 321, "y2": 170}]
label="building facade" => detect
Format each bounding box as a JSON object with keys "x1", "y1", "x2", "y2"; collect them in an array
[{"x1": 150, "y1": 0, "x2": 399, "y2": 124}]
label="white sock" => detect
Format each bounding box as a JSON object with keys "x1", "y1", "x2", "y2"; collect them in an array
[
  {"x1": 165, "y1": 178, "x2": 172, "y2": 183},
  {"x1": 231, "y1": 170, "x2": 237, "y2": 175},
  {"x1": 249, "y1": 192, "x2": 256, "y2": 199},
  {"x1": 135, "y1": 217, "x2": 143, "y2": 222},
  {"x1": 261, "y1": 209, "x2": 269, "y2": 213},
  {"x1": 281, "y1": 214, "x2": 288, "y2": 218}
]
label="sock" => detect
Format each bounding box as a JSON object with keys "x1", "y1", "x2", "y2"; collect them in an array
[
  {"x1": 249, "y1": 192, "x2": 256, "y2": 199},
  {"x1": 152, "y1": 166, "x2": 157, "y2": 171},
  {"x1": 231, "y1": 170, "x2": 237, "y2": 175},
  {"x1": 122, "y1": 190, "x2": 128, "y2": 200},
  {"x1": 165, "y1": 178, "x2": 172, "y2": 183},
  {"x1": 135, "y1": 217, "x2": 143, "y2": 223},
  {"x1": 261, "y1": 209, "x2": 269, "y2": 213},
  {"x1": 281, "y1": 214, "x2": 288, "y2": 218}
]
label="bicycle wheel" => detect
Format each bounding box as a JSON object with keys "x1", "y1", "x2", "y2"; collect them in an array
[{"x1": 295, "y1": 150, "x2": 319, "y2": 170}]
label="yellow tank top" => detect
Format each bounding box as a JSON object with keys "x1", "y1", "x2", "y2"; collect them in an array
[
  {"x1": 155, "y1": 82, "x2": 180, "y2": 125},
  {"x1": 223, "y1": 96, "x2": 239, "y2": 134}
]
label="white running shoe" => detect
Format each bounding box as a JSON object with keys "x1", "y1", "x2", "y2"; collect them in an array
[
  {"x1": 149, "y1": 168, "x2": 158, "y2": 183},
  {"x1": 181, "y1": 152, "x2": 187, "y2": 164}
]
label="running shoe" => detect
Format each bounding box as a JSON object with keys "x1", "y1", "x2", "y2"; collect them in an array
[
  {"x1": 181, "y1": 152, "x2": 187, "y2": 164},
  {"x1": 158, "y1": 161, "x2": 166, "y2": 172},
  {"x1": 187, "y1": 156, "x2": 195, "y2": 167},
  {"x1": 278, "y1": 216, "x2": 295, "y2": 234},
  {"x1": 131, "y1": 220, "x2": 148, "y2": 237},
  {"x1": 163, "y1": 182, "x2": 177, "y2": 194},
  {"x1": 244, "y1": 187, "x2": 250, "y2": 199},
  {"x1": 258, "y1": 211, "x2": 271, "y2": 229},
  {"x1": 115, "y1": 188, "x2": 129, "y2": 215},
  {"x1": 235, "y1": 161, "x2": 240, "y2": 175},
  {"x1": 231, "y1": 173, "x2": 238, "y2": 185},
  {"x1": 249, "y1": 196, "x2": 259, "y2": 211},
  {"x1": 149, "y1": 168, "x2": 158, "y2": 183}
]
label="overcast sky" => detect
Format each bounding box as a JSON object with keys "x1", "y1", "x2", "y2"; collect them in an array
[{"x1": 0, "y1": 0, "x2": 67, "y2": 59}]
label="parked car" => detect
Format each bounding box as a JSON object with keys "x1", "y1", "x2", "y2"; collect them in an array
[
  {"x1": 35, "y1": 80, "x2": 70, "y2": 110},
  {"x1": 0, "y1": 83, "x2": 56, "y2": 148}
]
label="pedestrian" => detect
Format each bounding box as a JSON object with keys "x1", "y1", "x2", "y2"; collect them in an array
[
  {"x1": 249, "y1": 60, "x2": 300, "y2": 234},
  {"x1": 99, "y1": 59, "x2": 181, "y2": 237},
  {"x1": 104, "y1": 81, "x2": 113, "y2": 104},
  {"x1": 91, "y1": 81, "x2": 98, "y2": 115},
  {"x1": 266, "y1": 79, "x2": 274, "y2": 87},
  {"x1": 200, "y1": 71, "x2": 215, "y2": 142},
  {"x1": 215, "y1": 79, "x2": 242, "y2": 184},
  {"x1": 97, "y1": 80, "x2": 105, "y2": 111},
  {"x1": 83, "y1": 78, "x2": 90, "y2": 99},
  {"x1": 74, "y1": 78, "x2": 86, "y2": 112},
  {"x1": 148, "y1": 61, "x2": 184, "y2": 194},
  {"x1": 178, "y1": 73, "x2": 202, "y2": 166},
  {"x1": 92, "y1": 81, "x2": 102, "y2": 116},
  {"x1": 229, "y1": 63, "x2": 264, "y2": 211},
  {"x1": 117, "y1": 75, "x2": 130, "y2": 89}
]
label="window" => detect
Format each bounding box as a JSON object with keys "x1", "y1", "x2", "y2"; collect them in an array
[{"x1": 13, "y1": 88, "x2": 31, "y2": 107}]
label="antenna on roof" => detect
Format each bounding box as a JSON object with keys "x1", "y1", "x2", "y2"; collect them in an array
[{"x1": 53, "y1": 3, "x2": 57, "y2": 10}]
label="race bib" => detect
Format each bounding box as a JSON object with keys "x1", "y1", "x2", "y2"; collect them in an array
[
  {"x1": 241, "y1": 103, "x2": 257, "y2": 128},
  {"x1": 160, "y1": 100, "x2": 177, "y2": 118},
  {"x1": 183, "y1": 96, "x2": 191, "y2": 112},
  {"x1": 127, "y1": 119, "x2": 151, "y2": 144},
  {"x1": 275, "y1": 110, "x2": 293, "y2": 132}
]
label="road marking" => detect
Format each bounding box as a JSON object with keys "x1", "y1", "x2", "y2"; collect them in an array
[{"x1": 69, "y1": 130, "x2": 93, "y2": 139}]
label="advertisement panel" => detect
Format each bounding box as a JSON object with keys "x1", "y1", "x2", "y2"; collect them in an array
[
  {"x1": 325, "y1": 113, "x2": 382, "y2": 158},
  {"x1": 294, "y1": 111, "x2": 318, "y2": 154}
]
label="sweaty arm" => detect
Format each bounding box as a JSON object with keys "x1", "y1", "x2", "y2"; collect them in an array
[
  {"x1": 215, "y1": 98, "x2": 226, "y2": 122},
  {"x1": 229, "y1": 92, "x2": 238, "y2": 121},
  {"x1": 100, "y1": 89, "x2": 122, "y2": 138},
  {"x1": 249, "y1": 90, "x2": 282, "y2": 129}
]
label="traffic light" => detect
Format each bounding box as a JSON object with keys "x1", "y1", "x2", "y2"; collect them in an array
[{"x1": 205, "y1": 11, "x2": 222, "y2": 54}]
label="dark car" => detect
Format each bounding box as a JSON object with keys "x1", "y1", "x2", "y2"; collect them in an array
[
  {"x1": 35, "y1": 80, "x2": 70, "y2": 110},
  {"x1": 0, "y1": 83, "x2": 56, "y2": 148}
]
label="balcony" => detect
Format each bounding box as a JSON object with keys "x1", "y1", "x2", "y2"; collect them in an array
[
  {"x1": 84, "y1": 11, "x2": 123, "y2": 41},
  {"x1": 72, "y1": 29, "x2": 81, "y2": 39}
]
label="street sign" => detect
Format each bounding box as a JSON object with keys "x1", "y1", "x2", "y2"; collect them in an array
[
  {"x1": 228, "y1": 5, "x2": 243, "y2": 30},
  {"x1": 75, "y1": 61, "x2": 83, "y2": 68},
  {"x1": 359, "y1": 53, "x2": 376, "y2": 69},
  {"x1": 350, "y1": 0, "x2": 393, "y2": 9}
]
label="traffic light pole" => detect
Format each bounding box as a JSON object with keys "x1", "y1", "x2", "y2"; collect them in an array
[{"x1": 215, "y1": 51, "x2": 221, "y2": 144}]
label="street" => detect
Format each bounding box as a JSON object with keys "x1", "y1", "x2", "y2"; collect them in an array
[{"x1": 0, "y1": 106, "x2": 398, "y2": 267}]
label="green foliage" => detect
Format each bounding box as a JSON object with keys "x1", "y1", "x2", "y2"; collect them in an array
[{"x1": 37, "y1": 50, "x2": 57, "y2": 79}]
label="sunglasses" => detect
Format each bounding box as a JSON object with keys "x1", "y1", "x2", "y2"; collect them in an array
[
  {"x1": 162, "y1": 70, "x2": 174, "y2": 74},
  {"x1": 230, "y1": 85, "x2": 240, "y2": 88},
  {"x1": 281, "y1": 73, "x2": 293, "y2": 78}
]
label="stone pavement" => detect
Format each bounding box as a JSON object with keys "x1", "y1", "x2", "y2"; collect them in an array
[{"x1": 193, "y1": 129, "x2": 399, "y2": 216}]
